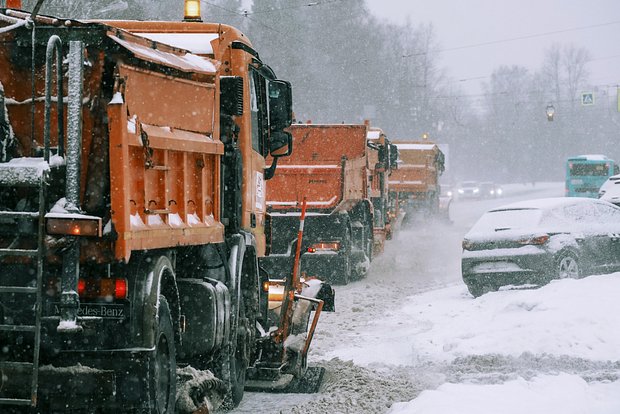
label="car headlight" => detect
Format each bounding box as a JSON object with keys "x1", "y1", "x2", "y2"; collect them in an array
[
  {"x1": 458, "y1": 189, "x2": 464, "y2": 194},
  {"x1": 473, "y1": 188, "x2": 479, "y2": 193}
]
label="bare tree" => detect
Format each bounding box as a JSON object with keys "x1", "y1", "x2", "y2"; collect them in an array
[
  {"x1": 541, "y1": 43, "x2": 562, "y2": 107},
  {"x1": 563, "y1": 44, "x2": 591, "y2": 111}
]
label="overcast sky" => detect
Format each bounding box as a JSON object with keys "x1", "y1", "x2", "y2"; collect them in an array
[{"x1": 365, "y1": 0, "x2": 620, "y2": 97}]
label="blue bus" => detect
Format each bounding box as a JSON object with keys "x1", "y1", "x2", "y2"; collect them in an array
[{"x1": 565, "y1": 155, "x2": 619, "y2": 198}]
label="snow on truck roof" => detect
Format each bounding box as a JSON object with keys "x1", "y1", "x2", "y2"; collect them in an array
[
  {"x1": 366, "y1": 130, "x2": 382, "y2": 139},
  {"x1": 109, "y1": 33, "x2": 218, "y2": 74},
  {"x1": 133, "y1": 32, "x2": 219, "y2": 55},
  {"x1": 395, "y1": 143, "x2": 437, "y2": 151}
]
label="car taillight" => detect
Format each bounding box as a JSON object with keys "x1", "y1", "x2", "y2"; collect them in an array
[
  {"x1": 307, "y1": 241, "x2": 340, "y2": 253},
  {"x1": 518, "y1": 234, "x2": 549, "y2": 245},
  {"x1": 462, "y1": 239, "x2": 474, "y2": 250}
]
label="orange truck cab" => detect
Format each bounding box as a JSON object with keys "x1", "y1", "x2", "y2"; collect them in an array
[{"x1": 0, "y1": 5, "x2": 331, "y2": 412}]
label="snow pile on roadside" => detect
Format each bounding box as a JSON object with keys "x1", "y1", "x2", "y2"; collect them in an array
[
  {"x1": 286, "y1": 359, "x2": 425, "y2": 414},
  {"x1": 317, "y1": 272, "x2": 620, "y2": 413},
  {"x1": 325, "y1": 273, "x2": 620, "y2": 365},
  {"x1": 388, "y1": 373, "x2": 620, "y2": 414}
]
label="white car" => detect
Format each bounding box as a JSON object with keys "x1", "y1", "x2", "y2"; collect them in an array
[{"x1": 599, "y1": 174, "x2": 620, "y2": 206}]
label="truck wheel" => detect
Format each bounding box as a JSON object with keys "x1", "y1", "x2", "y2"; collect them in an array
[
  {"x1": 145, "y1": 295, "x2": 176, "y2": 413},
  {"x1": 365, "y1": 223, "x2": 373, "y2": 263},
  {"x1": 231, "y1": 301, "x2": 249, "y2": 406},
  {"x1": 221, "y1": 300, "x2": 248, "y2": 409},
  {"x1": 339, "y1": 231, "x2": 352, "y2": 285},
  {"x1": 220, "y1": 240, "x2": 249, "y2": 409}
]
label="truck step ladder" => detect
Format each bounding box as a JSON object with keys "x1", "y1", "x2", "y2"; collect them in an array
[{"x1": 0, "y1": 167, "x2": 48, "y2": 408}]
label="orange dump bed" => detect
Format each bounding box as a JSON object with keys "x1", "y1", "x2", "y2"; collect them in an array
[
  {"x1": 0, "y1": 23, "x2": 225, "y2": 262},
  {"x1": 389, "y1": 141, "x2": 443, "y2": 193},
  {"x1": 267, "y1": 124, "x2": 368, "y2": 211}
]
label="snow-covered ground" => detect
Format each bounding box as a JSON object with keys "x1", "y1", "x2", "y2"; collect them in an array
[{"x1": 230, "y1": 183, "x2": 620, "y2": 413}]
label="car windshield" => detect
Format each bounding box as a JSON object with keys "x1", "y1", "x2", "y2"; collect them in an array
[
  {"x1": 469, "y1": 208, "x2": 543, "y2": 232},
  {"x1": 461, "y1": 181, "x2": 478, "y2": 187}
]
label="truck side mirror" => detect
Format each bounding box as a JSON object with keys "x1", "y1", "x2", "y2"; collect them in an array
[
  {"x1": 269, "y1": 130, "x2": 292, "y2": 158},
  {"x1": 389, "y1": 144, "x2": 399, "y2": 170},
  {"x1": 268, "y1": 80, "x2": 292, "y2": 132}
]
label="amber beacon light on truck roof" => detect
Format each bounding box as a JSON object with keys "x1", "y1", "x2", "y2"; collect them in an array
[{"x1": 184, "y1": 0, "x2": 202, "y2": 22}]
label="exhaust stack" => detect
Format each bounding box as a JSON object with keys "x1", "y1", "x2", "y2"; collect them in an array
[{"x1": 58, "y1": 40, "x2": 84, "y2": 333}]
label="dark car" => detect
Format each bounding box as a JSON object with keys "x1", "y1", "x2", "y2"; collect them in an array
[{"x1": 461, "y1": 197, "x2": 620, "y2": 297}]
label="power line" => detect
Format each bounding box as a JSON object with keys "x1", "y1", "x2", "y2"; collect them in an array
[
  {"x1": 204, "y1": 0, "x2": 350, "y2": 19},
  {"x1": 248, "y1": 0, "x2": 347, "y2": 15},
  {"x1": 447, "y1": 53, "x2": 620, "y2": 89},
  {"x1": 203, "y1": 1, "x2": 288, "y2": 35},
  {"x1": 403, "y1": 19, "x2": 620, "y2": 58}
]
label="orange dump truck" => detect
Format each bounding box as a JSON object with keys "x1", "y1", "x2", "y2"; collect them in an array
[
  {"x1": 389, "y1": 140, "x2": 445, "y2": 221},
  {"x1": 262, "y1": 123, "x2": 397, "y2": 284},
  {"x1": 0, "y1": 4, "x2": 332, "y2": 412}
]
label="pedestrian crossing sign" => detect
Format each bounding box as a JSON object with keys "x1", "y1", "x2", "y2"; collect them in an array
[{"x1": 581, "y1": 92, "x2": 594, "y2": 106}]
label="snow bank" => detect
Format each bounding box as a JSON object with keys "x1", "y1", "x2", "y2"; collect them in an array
[
  {"x1": 388, "y1": 373, "x2": 620, "y2": 414},
  {"x1": 325, "y1": 273, "x2": 620, "y2": 365}
]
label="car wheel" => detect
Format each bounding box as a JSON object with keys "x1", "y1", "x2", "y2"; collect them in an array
[
  {"x1": 466, "y1": 282, "x2": 484, "y2": 298},
  {"x1": 557, "y1": 252, "x2": 580, "y2": 279}
]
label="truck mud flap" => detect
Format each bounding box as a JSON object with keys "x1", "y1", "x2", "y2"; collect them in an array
[
  {"x1": 244, "y1": 366, "x2": 325, "y2": 394},
  {"x1": 39, "y1": 366, "x2": 117, "y2": 410},
  {"x1": 0, "y1": 364, "x2": 116, "y2": 410}
]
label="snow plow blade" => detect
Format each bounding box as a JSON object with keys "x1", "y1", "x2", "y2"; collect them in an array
[{"x1": 245, "y1": 366, "x2": 325, "y2": 393}]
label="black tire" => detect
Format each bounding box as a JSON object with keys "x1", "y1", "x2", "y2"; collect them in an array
[
  {"x1": 145, "y1": 295, "x2": 176, "y2": 413},
  {"x1": 365, "y1": 223, "x2": 374, "y2": 263},
  {"x1": 220, "y1": 240, "x2": 249, "y2": 409},
  {"x1": 556, "y1": 251, "x2": 580, "y2": 279},
  {"x1": 228, "y1": 300, "x2": 248, "y2": 407},
  {"x1": 466, "y1": 282, "x2": 484, "y2": 298},
  {"x1": 339, "y1": 230, "x2": 352, "y2": 285}
]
